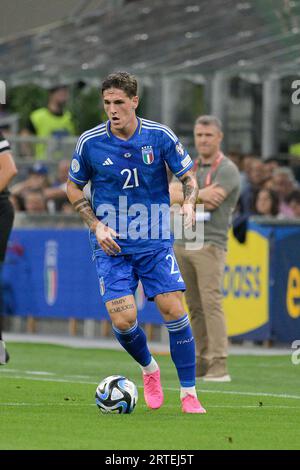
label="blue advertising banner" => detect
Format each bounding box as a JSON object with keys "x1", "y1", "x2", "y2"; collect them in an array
[
  {"x1": 3, "y1": 224, "x2": 300, "y2": 343},
  {"x1": 3, "y1": 229, "x2": 162, "y2": 324},
  {"x1": 270, "y1": 226, "x2": 300, "y2": 343}
]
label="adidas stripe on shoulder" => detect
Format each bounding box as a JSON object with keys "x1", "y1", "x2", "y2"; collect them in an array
[
  {"x1": 141, "y1": 119, "x2": 178, "y2": 143},
  {"x1": 76, "y1": 123, "x2": 107, "y2": 156}
]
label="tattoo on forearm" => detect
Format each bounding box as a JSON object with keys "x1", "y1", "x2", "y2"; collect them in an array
[
  {"x1": 183, "y1": 176, "x2": 193, "y2": 198},
  {"x1": 72, "y1": 197, "x2": 98, "y2": 229},
  {"x1": 181, "y1": 175, "x2": 198, "y2": 205},
  {"x1": 73, "y1": 198, "x2": 87, "y2": 209}
]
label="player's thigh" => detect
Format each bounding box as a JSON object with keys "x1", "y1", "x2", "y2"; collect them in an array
[
  {"x1": 154, "y1": 290, "x2": 185, "y2": 322},
  {"x1": 135, "y1": 247, "x2": 186, "y2": 301},
  {"x1": 94, "y1": 254, "x2": 138, "y2": 304},
  {"x1": 106, "y1": 294, "x2": 137, "y2": 330}
]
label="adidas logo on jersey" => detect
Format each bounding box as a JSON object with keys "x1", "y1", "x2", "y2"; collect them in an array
[
  {"x1": 103, "y1": 158, "x2": 114, "y2": 166},
  {"x1": 177, "y1": 276, "x2": 184, "y2": 283}
]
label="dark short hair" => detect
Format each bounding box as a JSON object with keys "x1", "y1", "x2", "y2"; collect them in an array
[
  {"x1": 194, "y1": 115, "x2": 222, "y2": 131},
  {"x1": 255, "y1": 188, "x2": 280, "y2": 216},
  {"x1": 264, "y1": 156, "x2": 279, "y2": 164},
  {"x1": 101, "y1": 72, "x2": 138, "y2": 98},
  {"x1": 49, "y1": 85, "x2": 69, "y2": 94}
]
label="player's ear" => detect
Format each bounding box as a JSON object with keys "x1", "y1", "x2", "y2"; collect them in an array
[{"x1": 132, "y1": 95, "x2": 139, "y2": 109}]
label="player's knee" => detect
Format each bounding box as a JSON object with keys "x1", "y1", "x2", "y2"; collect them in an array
[
  {"x1": 163, "y1": 310, "x2": 184, "y2": 322},
  {"x1": 112, "y1": 317, "x2": 136, "y2": 332},
  {"x1": 159, "y1": 302, "x2": 184, "y2": 321}
]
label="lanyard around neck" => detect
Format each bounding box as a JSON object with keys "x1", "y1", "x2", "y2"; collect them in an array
[{"x1": 203, "y1": 152, "x2": 224, "y2": 187}]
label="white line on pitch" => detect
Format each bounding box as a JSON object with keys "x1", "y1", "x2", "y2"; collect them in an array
[
  {"x1": 1, "y1": 372, "x2": 300, "y2": 401},
  {"x1": 0, "y1": 402, "x2": 299, "y2": 410},
  {"x1": 0, "y1": 374, "x2": 95, "y2": 385},
  {"x1": 0, "y1": 369, "x2": 97, "y2": 380},
  {"x1": 25, "y1": 370, "x2": 55, "y2": 376}
]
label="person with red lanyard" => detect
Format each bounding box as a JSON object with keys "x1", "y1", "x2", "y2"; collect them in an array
[
  {"x1": 170, "y1": 115, "x2": 241, "y2": 381},
  {"x1": 0, "y1": 131, "x2": 17, "y2": 365}
]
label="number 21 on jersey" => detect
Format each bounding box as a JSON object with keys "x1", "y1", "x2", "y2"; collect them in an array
[{"x1": 121, "y1": 168, "x2": 140, "y2": 189}]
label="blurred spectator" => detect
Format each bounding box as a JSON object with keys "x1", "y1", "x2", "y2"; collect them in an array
[
  {"x1": 10, "y1": 163, "x2": 50, "y2": 211},
  {"x1": 242, "y1": 154, "x2": 259, "y2": 179},
  {"x1": 23, "y1": 190, "x2": 47, "y2": 214},
  {"x1": 227, "y1": 150, "x2": 243, "y2": 169},
  {"x1": 271, "y1": 167, "x2": 298, "y2": 217},
  {"x1": 228, "y1": 151, "x2": 247, "y2": 191},
  {"x1": 44, "y1": 159, "x2": 70, "y2": 212},
  {"x1": 9, "y1": 194, "x2": 24, "y2": 212},
  {"x1": 263, "y1": 157, "x2": 280, "y2": 181},
  {"x1": 21, "y1": 85, "x2": 75, "y2": 160},
  {"x1": 262, "y1": 178, "x2": 274, "y2": 190},
  {"x1": 286, "y1": 190, "x2": 300, "y2": 218},
  {"x1": 233, "y1": 156, "x2": 275, "y2": 242},
  {"x1": 239, "y1": 157, "x2": 265, "y2": 216},
  {"x1": 254, "y1": 188, "x2": 280, "y2": 217}
]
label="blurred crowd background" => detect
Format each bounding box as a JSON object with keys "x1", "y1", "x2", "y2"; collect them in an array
[{"x1": 1, "y1": 0, "x2": 300, "y2": 230}]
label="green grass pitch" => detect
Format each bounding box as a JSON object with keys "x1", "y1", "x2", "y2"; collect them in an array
[{"x1": 0, "y1": 342, "x2": 299, "y2": 450}]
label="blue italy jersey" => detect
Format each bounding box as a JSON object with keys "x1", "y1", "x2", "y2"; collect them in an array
[{"x1": 68, "y1": 117, "x2": 193, "y2": 255}]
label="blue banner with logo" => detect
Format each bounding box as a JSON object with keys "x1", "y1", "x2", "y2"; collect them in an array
[
  {"x1": 3, "y1": 224, "x2": 300, "y2": 342},
  {"x1": 3, "y1": 229, "x2": 162, "y2": 324},
  {"x1": 270, "y1": 226, "x2": 300, "y2": 343}
]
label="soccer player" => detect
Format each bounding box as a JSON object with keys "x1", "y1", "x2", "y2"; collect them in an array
[
  {"x1": 0, "y1": 131, "x2": 18, "y2": 365},
  {"x1": 67, "y1": 72, "x2": 206, "y2": 414}
]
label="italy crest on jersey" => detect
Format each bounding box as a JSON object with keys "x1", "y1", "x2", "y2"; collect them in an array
[{"x1": 141, "y1": 146, "x2": 154, "y2": 164}]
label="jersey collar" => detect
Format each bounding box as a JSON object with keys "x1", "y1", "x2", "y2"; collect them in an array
[{"x1": 106, "y1": 117, "x2": 142, "y2": 140}]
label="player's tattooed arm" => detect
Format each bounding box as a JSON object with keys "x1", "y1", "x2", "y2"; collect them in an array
[
  {"x1": 72, "y1": 198, "x2": 97, "y2": 227},
  {"x1": 179, "y1": 170, "x2": 198, "y2": 207},
  {"x1": 178, "y1": 170, "x2": 198, "y2": 228},
  {"x1": 66, "y1": 180, "x2": 99, "y2": 231},
  {"x1": 66, "y1": 179, "x2": 121, "y2": 255}
]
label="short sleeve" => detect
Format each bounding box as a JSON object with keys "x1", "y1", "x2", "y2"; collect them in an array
[
  {"x1": 215, "y1": 163, "x2": 241, "y2": 196},
  {"x1": 161, "y1": 130, "x2": 193, "y2": 178},
  {"x1": 68, "y1": 140, "x2": 91, "y2": 186}
]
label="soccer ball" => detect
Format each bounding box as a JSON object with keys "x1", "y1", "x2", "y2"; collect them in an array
[{"x1": 95, "y1": 375, "x2": 138, "y2": 414}]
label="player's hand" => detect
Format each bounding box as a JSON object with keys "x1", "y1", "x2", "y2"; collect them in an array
[
  {"x1": 180, "y1": 203, "x2": 195, "y2": 229},
  {"x1": 94, "y1": 222, "x2": 121, "y2": 256}
]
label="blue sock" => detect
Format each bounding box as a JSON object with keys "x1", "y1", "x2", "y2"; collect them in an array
[
  {"x1": 165, "y1": 314, "x2": 196, "y2": 387},
  {"x1": 113, "y1": 321, "x2": 152, "y2": 367}
]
